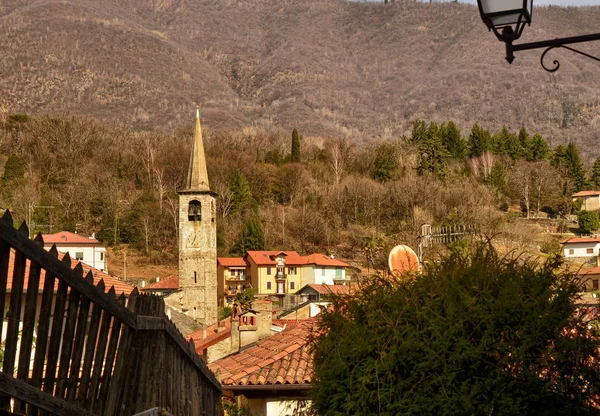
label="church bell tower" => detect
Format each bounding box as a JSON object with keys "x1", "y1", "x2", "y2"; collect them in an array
[{"x1": 177, "y1": 106, "x2": 217, "y2": 326}]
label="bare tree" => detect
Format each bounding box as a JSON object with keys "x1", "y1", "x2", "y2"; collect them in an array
[{"x1": 324, "y1": 138, "x2": 353, "y2": 185}]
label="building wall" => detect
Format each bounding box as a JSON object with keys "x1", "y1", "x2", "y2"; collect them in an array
[
  {"x1": 563, "y1": 242, "x2": 600, "y2": 258},
  {"x1": 577, "y1": 196, "x2": 600, "y2": 211},
  {"x1": 175, "y1": 192, "x2": 217, "y2": 326},
  {"x1": 47, "y1": 244, "x2": 107, "y2": 272},
  {"x1": 313, "y1": 266, "x2": 346, "y2": 285}
]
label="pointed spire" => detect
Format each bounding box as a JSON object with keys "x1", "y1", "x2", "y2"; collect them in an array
[{"x1": 186, "y1": 105, "x2": 210, "y2": 191}]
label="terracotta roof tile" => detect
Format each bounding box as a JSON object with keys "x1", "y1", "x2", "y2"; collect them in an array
[
  {"x1": 6, "y1": 249, "x2": 134, "y2": 296},
  {"x1": 217, "y1": 257, "x2": 247, "y2": 267},
  {"x1": 303, "y1": 254, "x2": 350, "y2": 267},
  {"x1": 573, "y1": 191, "x2": 600, "y2": 197},
  {"x1": 42, "y1": 231, "x2": 100, "y2": 245},
  {"x1": 209, "y1": 319, "x2": 316, "y2": 387},
  {"x1": 562, "y1": 237, "x2": 600, "y2": 244},
  {"x1": 301, "y1": 283, "x2": 350, "y2": 296},
  {"x1": 141, "y1": 275, "x2": 180, "y2": 291}
]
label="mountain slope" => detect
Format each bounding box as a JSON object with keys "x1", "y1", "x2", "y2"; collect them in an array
[{"x1": 1, "y1": 0, "x2": 599, "y2": 153}]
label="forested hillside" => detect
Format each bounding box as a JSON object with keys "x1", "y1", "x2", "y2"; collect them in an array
[
  {"x1": 0, "y1": 113, "x2": 592, "y2": 267},
  {"x1": 0, "y1": 0, "x2": 599, "y2": 153}
]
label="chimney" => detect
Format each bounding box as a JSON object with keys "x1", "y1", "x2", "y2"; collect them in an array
[
  {"x1": 90, "y1": 232, "x2": 95, "y2": 239},
  {"x1": 156, "y1": 276, "x2": 160, "y2": 283},
  {"x1": 252, "y1": 299, "x2": 274, "y2": 340},
  {"x1": 141, "y1": 280, "x2": 146, "y2": 288}
]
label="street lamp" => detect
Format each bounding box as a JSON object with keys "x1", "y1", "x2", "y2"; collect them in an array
[{"x1": 477, "y1": 0, "x2": 600, "y2": 72}]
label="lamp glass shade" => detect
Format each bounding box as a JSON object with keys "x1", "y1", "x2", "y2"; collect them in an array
[{"x1": 478, "y1": 0, "x2": 532, "y2": 30}]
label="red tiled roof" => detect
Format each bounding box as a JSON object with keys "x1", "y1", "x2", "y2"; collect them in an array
[
  {"x1": 562, "y1": 237, "x2": 600, "y2": 245},
  {"x1": 304, "y1": 284, "x2": 350, "y2": 296},
  {"x1": 7, "y1": 250, "x2": 134, "y2": 296},
  {"x1": 245, "y1": 251, "x2": 350, "y2": 268},
  {"x1": 217, "y1": 257, "x2": 246, "y2": 267},
  {"x1": 573, "y1": 191, "x2": 600, "y2": 197},
  {"x1": 303, "y1": 254, "x2": 349, "y2": 267},
  {"x1": 579, "y1": 267, "x2": 600, "y2": 276},
  {"x1": 141, "y1": 275, "x2": 180, "y2": 291},
  {"x1": 245, "y1": 251, "x2": 306, "y2": 266},
  {"x1": 272, "y1": 319, "x2": 309, "y2": 329},
  {"x1": 209, "y1": 320, "x2": 316, "y2": 387},
  {"x1": 42, "y1": 231, "x2": 100, "y2": 245},
  {"x1": 188, "y1": 318, "x2": 233, "y2": 352}
]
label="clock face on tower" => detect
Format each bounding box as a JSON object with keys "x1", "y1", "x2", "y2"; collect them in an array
[{"x1": 186, "y1": 230, "x2": 205, "y2": 249}]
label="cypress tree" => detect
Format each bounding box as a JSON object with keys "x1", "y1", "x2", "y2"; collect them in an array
[
  {"x1": 290, "y1": 128, "x2": 300, "y2": 162},
  {"x1": 590, "y1": 158, "x2": 600, "y2": 189}
]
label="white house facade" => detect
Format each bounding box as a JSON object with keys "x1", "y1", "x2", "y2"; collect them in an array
[
  {"x1": 42, "y1": 231, "x2": 107, "y2": 272},
  {"x1": 562, "y1": 237, "x2": 600, "y2": 258}
]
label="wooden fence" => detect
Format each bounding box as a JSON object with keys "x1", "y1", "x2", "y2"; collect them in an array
[{"x1": 0, "y1": 210, "x2": 222, "y2": 415}]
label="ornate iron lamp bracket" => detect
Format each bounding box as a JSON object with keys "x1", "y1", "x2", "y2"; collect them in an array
[
  {"x1": 540, "y1": 44, "x2": 600, "y2": 73},
  {"x1": 504, "y1": 32, "x2": 600, "y2": 72}
]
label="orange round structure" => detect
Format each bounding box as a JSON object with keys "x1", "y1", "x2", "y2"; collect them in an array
[{"x1": 388, "y1": 245, "x2": 420, "y2": 274}]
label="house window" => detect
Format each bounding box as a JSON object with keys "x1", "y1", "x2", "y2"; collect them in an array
[
  {"x1": 568, "y1": 249, "x2": 574, "y2": 255},
  {"x1": 288, "y1": 266, "x2": 296, "y2": 275},
  {"x1": 290, "y1": 282, "x2": 295, "y2": 290},
  {"x1": 321, "y1": 267, "x2": 326, "y2": 276},
  {"x1": 267, "y1": 266, "x2": 272, "y2": 275},
  {"x1": 594, "y1": 280, "x2": 599, "y2": 291},
  {"x1": 100, "y1": 252, "x2": 104, "y2": 261},
  {"x1": 588, "y1": 248, "x2": 594, "y2": 254},
  {"x1": 75, "y1": 252, "x2": 84, "y2": 261},
  {"x1": 267, "y1": 281, "x2": 272, "y2": 290},
  {"x1": 188, "y1": 200, "x2": 202, "y2": 221},
  {"x1": 211, "y1": 201, "x2": 215, "y2": 223}
]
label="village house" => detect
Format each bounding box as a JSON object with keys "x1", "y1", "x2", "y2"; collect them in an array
[
  {"x1": 217, "y1": 257, "x2": 249, "y2": 305},
  {"x1": 140, "y1": 274, "x2": 180, "y2": 296},
  {"x1": 217, "y1": 251, "x2": 351, "y2": 307},
  {"x1": 562, "y1": 237, "x2": 600, "y2": 259},
  {"x1": 42, "y1": 231, "x2": 107, "y2": 272},
  {"x1": 573, "y1": 190, "x2": 600, "y2": 211}
]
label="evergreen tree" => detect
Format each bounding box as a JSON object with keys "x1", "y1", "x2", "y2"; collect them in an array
[
  {"x1": 565, "y1": 142, "x2": 587, "y2": 192},
  {"x1": 290, "y1": 128, "x2": 300, "y2": 162},
  {"x1": 440, "y1": 121, "x2": 465, "y2": 159},
  {"x1": 1, "y1": 153, "x2": 25, "y2": 186},
  {"x1": 467, "y1": 123, "x2": 491, "y2": 158},
  {"x1": 578, "y1": 210, "x2": 600, "y2": 234},
  {"x1": 409, "y1": 119, "x2": 428, "y2": 145},
  {"x1": 591, "y1": 158, "x2": 600, "y2": 189},
  {"x1": 417, "y1": 122, "x2": 450, "y2": 178},
  {"x1": 518, "y1": 126, "x2": 529, "y2": 149},
  {"x1": 526, "y1": 134, "x2": 551, "y2": 162},
  {"x1": 313, "y1": 246, "x2": 600, "y2": 415},
  {"x1": 486, "y1": 162, "x2": 508, "y2": 195},
  {"x1": 227, "y1": 168, "x2": 256, "y2": 215},
  {"x1": 232, "y1": 216, "x2": 265, "y2": 255},
  {"x1": 371, "y1": 143, "x2": 398, "y2": 182}
]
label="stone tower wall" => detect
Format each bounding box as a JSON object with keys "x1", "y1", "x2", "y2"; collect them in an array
[{"x1": 176, "y1": 191, "x2": 218, "y2": 326}]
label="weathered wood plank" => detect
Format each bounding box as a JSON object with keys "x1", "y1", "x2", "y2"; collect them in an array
[
  {"x1": 28, "y1": 246, "x2": 59, "y2": 416},
  {"x1": 55, "y1": 264, "x2": 83, "y2": 399},
  {"x1": 43, "y1": 264, "x2": 69, "y2": 396},
  {"x1": 65, "y1": 271, "x2": 93, "y2": 403},
  {"x1": 104, "y1": 289, "x2": 138, "y2": 415},
  {"x1": 0, "y1": 216, "x2": 12, "y2": 354},
  {"x1": 95, "y1": 292, "x2": 125, "y2": 416},
  {"x1": 76, "y1": 279, "x2": 104, "y2": 407},
  {"x1": 0, "y1": 219, "x2": 136, "y2": 328},
  {"x1": 0, "y1": 222, "x2": 29, "y2": 410},
  {"x1": 87, "y1": 285, "x2": 113, "y2": 411},
  {"x1": 0, "y1": 371, "x2": 94, "y2": 416},
  {"x1": 14, "y1": 234, "x2": 44, "y2": 414}
]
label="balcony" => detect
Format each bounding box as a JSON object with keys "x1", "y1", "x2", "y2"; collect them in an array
[
  {"x1": 276, "y1": 272, "x2": 287, "y2": 281},
  {"x1": 226, "y1": 274, "x2": 247, "y2": 281}
]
